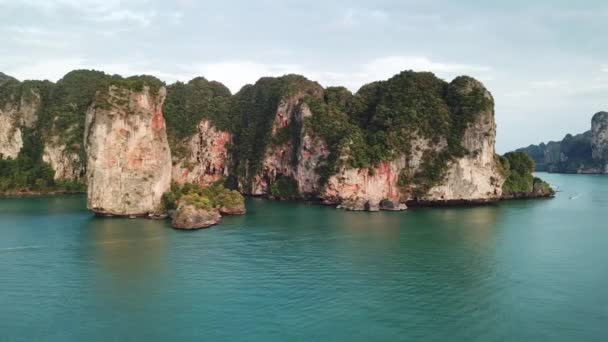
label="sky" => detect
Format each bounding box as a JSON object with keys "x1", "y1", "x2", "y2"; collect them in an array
[{"x1": 0, "y1": 0, "x2": 606, "y2": 152}]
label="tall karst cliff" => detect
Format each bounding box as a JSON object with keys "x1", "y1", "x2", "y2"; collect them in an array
[
  {"x1": 1, "y1": 68, "x2": 546, "y2": 212},
  {"x1": 591, "y1": 111, "x2": 608, "y2": 172},
  {"x1": 226, "y1": 72, "x2": 505, "y2": 210},
  {"x1": 84, "y1": 77, "x2": 172, "y2": 216},
  {"x1": 516, "y1": 111, "x2": 608, "y2": 174},
  {"x1": 163, "y1": 77, "x2": 234, "y2": 187},
  {"x1": 0, "y1": 79, "x2": 42, "y2": 160}
]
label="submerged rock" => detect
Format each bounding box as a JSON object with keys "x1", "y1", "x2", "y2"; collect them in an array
[
  {"x1": 171, "y1": 203, "x2": 221, "y2": 229},
  {"x1": 219, "y1": 203, "x2": 246, "y2": 215}
]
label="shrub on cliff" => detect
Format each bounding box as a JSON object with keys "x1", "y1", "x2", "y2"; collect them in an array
[
  {"x1": 162, "y1": 181, "x2": 245, "y2": 213},
  {"x1": 0, "y1": 127, "x2": 85, "y2": 193},
  {"x1": 164, "y1": 78, "x2": 233, "y2": 157},
  {"x1": 501, "y1": 152, "x2": 535, "y2": 194},
  {"x1": 229, "y1": 75, "x2": 322, "y2": 185},
  {"x1": 269, "y1": 176, "x2": 299, "y2": 199}
]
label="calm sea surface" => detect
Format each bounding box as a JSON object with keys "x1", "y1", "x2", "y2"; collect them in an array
[{"x1": 1, "y1": 173, "x2": 607, "y2": 341}]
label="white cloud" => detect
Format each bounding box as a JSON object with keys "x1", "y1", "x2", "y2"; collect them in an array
[
  {"x1": 601, "y1": 65, "x2": 608, "y2": 73},
  {"x1": 4, "y1": 58, "x2": 188, "y2": 83},
  {"x1": 7, "y1": 58, "x2": 87, "y2": 81},
  {"x1": 530, "y1": 80, "x2": 567, "y2": 89},
  {"x1": 92, "y1": 9, "x2": 157, "y2": 27},
  {"x1": 185, "y1": 61, "x2": 305, "y2": 93},
  {"x1": 334, "y1": 8, "x2": 389, "y2": 29},
  {"x1": 0, "y1": 0, "x2": 157, "y2": 27},
  {"x1": 181, "y1": 56, "x2": 492, "y2": 94}
]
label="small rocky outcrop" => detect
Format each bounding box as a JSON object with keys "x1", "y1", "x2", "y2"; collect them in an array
[
  {"x1": 85, "y1": 82, "x2": 172, "y2": 216},
  {"x1": 171, "y1": 202, "x2": 221, "y2": 229},
  {"x1": 219, "y1": 202, "x2": 246, "y2": 215},
  {"x1": 163, "y1": 183, "x2": 245, "y2": 229}
]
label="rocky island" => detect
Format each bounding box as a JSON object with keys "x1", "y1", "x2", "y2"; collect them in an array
[
  {"x1": 516, "y1": 111, "x2": 608, "y2": 174},
  {"x1": 0, "y1": 69, "x2": 553, "y2": 229}
]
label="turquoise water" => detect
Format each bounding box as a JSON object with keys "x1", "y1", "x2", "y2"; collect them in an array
[{"x1": 1, "y1": 173, "x2": 607, "y2": 341}]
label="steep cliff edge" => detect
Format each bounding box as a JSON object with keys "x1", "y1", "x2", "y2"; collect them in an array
[
  {"x1": 3, "y1": 68, "x2": 549, "y2": 215},
  {"x1": 85, "y1": 78, "x2": 172, "y2": 216},
  {"x1": 591, "y1": 111, "x2": 608, "y2": 172},
  {"x1": 164, "y1": 78, "x2": 234, "y2": 187},
  {"x1": 516, "y1": 111, "x2": 608, "y2": 174},
  {"x1": 230, "y1": 76, "x2": 328, "y2": 197},
  {"x1": 0, "y1": 80, "x2": 41, "y2": 159},
  {"x1": 0, "y1": 70, "x2": 110, "y2": 194},
  {"x1": 228, "y1": 72, "x2": 512, "y2": 210}
]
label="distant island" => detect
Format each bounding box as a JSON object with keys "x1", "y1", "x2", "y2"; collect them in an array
[
  {"x1": 1, "y1": 69, "x2": 553, "y2": 229},
  {"x1": 515, "y1": 112, "x2": 608, "y2": 174}
]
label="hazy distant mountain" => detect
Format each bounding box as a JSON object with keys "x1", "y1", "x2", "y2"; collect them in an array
[{"x1": 515, "y1": 112, "x2": 608, "y2": 174}]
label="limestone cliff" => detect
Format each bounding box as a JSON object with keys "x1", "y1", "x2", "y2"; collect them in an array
[
  {"x1": 0, "y1": 82, "x2": 41, "y2": 159},
  {"x1": 85, "y1": 82, "x2": 172, "y2": 216},
  {"x1": 171, "y1": 119, "x2": 232, "y2": 187},
  {"x1": 230, "y1": 75, "x2": 329, "y2": 198},
  {"x1": 422, "y1": 78, "x2": 503, "y2": 203},
  {"x1": 227, "y1": 72, "x2": 512, "y2": 210},
  {"x1": 42, "y1": 140, "x2": 83, "y2": 180},
  {"x1": 2, "y1": 69, "x2": 548, "y2": 214},
  {"x1": 323, "y1": 78, "x2": 503, "y2": 209},
  {"x1": 249, "y1": 88, "x2": 329, "y2": 197},
  {"x1": 591, "y1": 111, "x2": 608, "y2": 172}
]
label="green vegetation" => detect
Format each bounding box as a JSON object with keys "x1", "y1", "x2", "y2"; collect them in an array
[
  {"x1": 516, "y1": 131, "x2": 601, "y2": 173},
  {"x1": 163, "y1": 78, "x2": 232, "y2": 157},
  {"x1": 162, "y1": 181, "x2": 244, "y2": 211},
  {"x1": 0, "y1": 128, "x2": 84, "y2": 193},
  {"x1": 307, "y1": 72, "x2": 491, "y2": 192},
  {"x1": 501, "y1": 152, "x2": 535, "y2": 194},
  {"x1": 533, "y1": 177, "x2": 553, "y2": 194},
  {"x1": 226, "y1": 71, "x2": 494, "y2": 195},
  {"x1": 0, "y1": 70, "x2": 164, "y2": 194},
  {"x1": 0, "y1": 72, "x2": 16, "y2": 86},
  {"x1": 269, "y1": 175, "x2": 299, "y2": 199},
  {"x1": 230, "y1": 75, "x2": 322, "y2": 186},
  {"x1": 39, "y1": 70, "x2": 110, "y2": 154}
]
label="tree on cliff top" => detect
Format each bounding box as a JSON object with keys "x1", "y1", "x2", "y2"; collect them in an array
[{"x1": 163, "y1": 77, "x2": 233, "y2": 157}]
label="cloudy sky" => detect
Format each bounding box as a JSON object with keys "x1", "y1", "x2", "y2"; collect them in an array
[{"x1": 1, "y1": 0, "x2": 606, "y2": 152}]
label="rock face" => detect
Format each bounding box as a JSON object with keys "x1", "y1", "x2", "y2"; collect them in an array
[
  {"x1": 422, "y1": 78, "x2": 503, "y2": 203},
  {"x1": 0, "y1": 86, "x2": 41, "y2": 159},
  {"x1": 2, "y1": 69, "x2": 550, "y2": 215},
  {"x1": 325, "y1": 158, "x2": 407, "y2": 210},
  {"x1": 85, "y1": 85, "x2": 172, "y2": 216},
  {"x1": 172, "y1": 119, "x2": 232, "y2": 187},
  {"x1": 171, "y1": 204, "x2": 221, "y2": 229},
  {"x1": 591, "y1": 111, "x2": 608, "y2": 171},
  {"x1": 323, "y1": 78, "x2": 503, "y2": 209},
  {"x1": 42, "y1": 140, "x2": 84, "y2": 180},
  {"x1": 249, "y1": 90, "x2": 329, "y2": 197}
]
